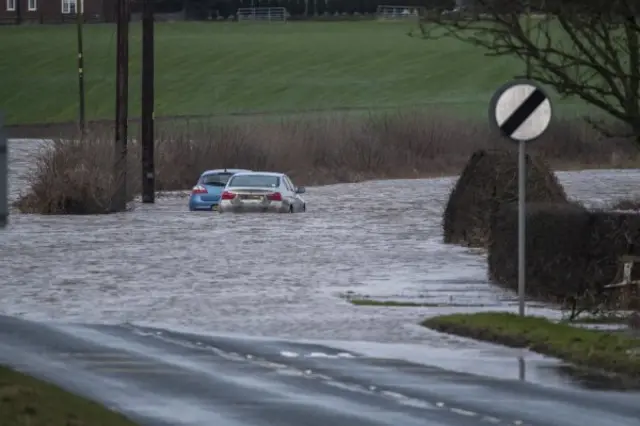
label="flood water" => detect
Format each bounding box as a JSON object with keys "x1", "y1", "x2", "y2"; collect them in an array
[{"x1": 3, "y1": 139, "x2": 640, "y2": 344}]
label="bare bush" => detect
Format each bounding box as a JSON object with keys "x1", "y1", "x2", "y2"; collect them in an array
[
  {"x1": 14, "y1": 110, "x2": 640, "y2": 214},
  {"x1": 14, "y1": 133, "x2": 140, "y2": 214}
]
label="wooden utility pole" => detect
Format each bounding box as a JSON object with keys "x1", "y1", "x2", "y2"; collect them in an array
[
  {"x1": 0, "y1": 112, "x2": 7, "y2": 229},
  {"x1": 15, "y1": 0, "x2": 22, "y2": 24},
  {"x1": 113, "y1": 0, "x2": 130, "y2": 212},
  {"x1": 525, "y1": 0, "x2": 532, "y2": 78},
  {"x1": 76, "y1": 8, "x2": 86, "y2": 134},
  {"x1": 141, "y1": 0, "x2": 155, "y2": 203}
]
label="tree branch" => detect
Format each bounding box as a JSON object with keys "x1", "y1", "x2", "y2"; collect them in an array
[{"x1": 419, "y1": 0, "x2": 640, "y2": 140}]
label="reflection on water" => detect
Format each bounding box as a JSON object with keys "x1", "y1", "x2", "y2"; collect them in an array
[
  {"x1": 542, "y1": 364, "x2": 640, "y2": 391},
  {"x1": 518, "y1": 356, "x2": 526, "y2": 381}
]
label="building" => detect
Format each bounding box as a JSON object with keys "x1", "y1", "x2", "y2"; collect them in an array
[{"x1": 0, "y1": 0, "x2": 117, "y2": 24}]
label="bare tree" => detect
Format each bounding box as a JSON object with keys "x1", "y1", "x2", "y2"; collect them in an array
[{"x1": 418, "y1": 0, "x2": 640, "y2": 142}]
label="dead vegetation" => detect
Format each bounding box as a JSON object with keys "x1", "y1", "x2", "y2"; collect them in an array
[
  {"x1": 13, "y1": 111, "x2": 640, "y2": 215},
  {"x1": 14, "y1": 136, "x2": 138, "y2": 215}
]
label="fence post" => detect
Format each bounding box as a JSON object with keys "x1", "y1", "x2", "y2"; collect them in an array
[{"x1": 606, "y1": 255, "x2": 640, "y2": 291}]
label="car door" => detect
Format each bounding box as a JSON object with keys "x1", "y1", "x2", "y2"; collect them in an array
[
  {"x1": 280, "y1": 176, "x2": 296, "y2": 210},
  {"x1": 284, "y1": 175, "x2": 302, "y2": 211}
]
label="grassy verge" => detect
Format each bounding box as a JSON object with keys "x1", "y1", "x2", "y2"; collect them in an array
[
  {"x1": 0, "y1": 21, "x2": 591, "y2": 125},
  {"x1": 0, "y1": 365, "x2": 138, "y2": 426},
  {"x1": 422, "y1": 312, "x2": 640, "y2": 377},
  {"x1": 565, "y1": 314, "x2": 632, "y2": 325}
]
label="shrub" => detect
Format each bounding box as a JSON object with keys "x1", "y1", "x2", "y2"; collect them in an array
[
  {"x1": 442, "y1": 149, "x2": 569, "y2": 248},
  {"x1": 488, "y1": 202, "x2": 591, "y2": 302},
  {"x1": 488, "y1": 203, "x2": 640, "y2": 314},
  {"x1": 13, "y1": 110, "x2": 640, "y2": 215}
]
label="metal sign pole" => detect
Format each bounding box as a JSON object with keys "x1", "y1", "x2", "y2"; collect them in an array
[
  {"x1": 0, "y1": 112, "x2": 7, "y2": 229},
  {"x1": 518, "y1": 140, "x2": 526, "y2": 316},
  {"x1": 489, "y1": 79, "x2": 553, "y2": 317}
]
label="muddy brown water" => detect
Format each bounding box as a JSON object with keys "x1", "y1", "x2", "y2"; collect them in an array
[{"x1": 3, "y1": 139, "x2": 640, "y2": 344}]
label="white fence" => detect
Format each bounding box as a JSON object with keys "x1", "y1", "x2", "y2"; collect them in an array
[
  {"x1": 375, "y1": 5, "x2": 426, "y2": 21},
  {"x1": 237, "y1": 7, "x2": 289, "y2": 23}
]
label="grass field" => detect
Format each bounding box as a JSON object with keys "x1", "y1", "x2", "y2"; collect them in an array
[{"x1": 1, "y1": 21, "x2": 589, "y2": 126}]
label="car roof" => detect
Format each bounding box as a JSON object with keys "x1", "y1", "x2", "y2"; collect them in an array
[
  {"x1": 229, "y1": 171, "x2": 284, "y2": 178},
  {"x1": 201, "y1": 169, "x2": 251, "y2": 176}
]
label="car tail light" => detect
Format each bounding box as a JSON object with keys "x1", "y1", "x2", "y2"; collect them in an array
[
  {"x1": 221, "y1": 191, "x2": 236, "y2": 200},
  {"x1": 267, "y1": 192, "x2": 282, "y2": 201},
  {"x1": 192, "y1": 185, "x2": 207, "y2": 195}
]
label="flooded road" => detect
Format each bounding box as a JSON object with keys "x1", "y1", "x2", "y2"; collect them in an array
[{"x1": 3, "y1": 139, "x2": 640, "y2": 344}]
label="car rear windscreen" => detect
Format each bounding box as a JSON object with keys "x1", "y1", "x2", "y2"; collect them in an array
[
  {"x1": 228, "y1": 175, "x2": 279, "y2": 188},
  {"x1": 200, "y1": 173, "x2": 234, "y2": 186}
]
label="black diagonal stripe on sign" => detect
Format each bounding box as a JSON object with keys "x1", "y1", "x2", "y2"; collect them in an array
[{"x1": 499, "y1": 88, "x2": 546, "y2": 137}]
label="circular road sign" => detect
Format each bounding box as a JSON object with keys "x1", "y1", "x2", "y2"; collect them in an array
[{"x1": 488, "y1": 79, "x2": 553, "y2": 143}]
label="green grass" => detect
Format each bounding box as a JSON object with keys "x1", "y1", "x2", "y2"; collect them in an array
[
  {"x1": 0, "y1": 21, "x2": 590, "y2": 125},
  {"x1": 423, "y1": 312, "x2": 640, "y2": 377},
  {"x1": 565, "y1": 314, "x2": 632, "y2": 325},
  {"x1": 0, "y1": 365, "x2": 139, "y2": 426}
]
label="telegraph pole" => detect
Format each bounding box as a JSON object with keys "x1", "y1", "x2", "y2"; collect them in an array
[
  {"x1": 525, "y1": 0, "x2": 532, "y2": 78},
  {"x1": 114, "y1": 0, "x2": 130, "y2": 212},
  {"x1": 0, "y1": 112, "x2": 7, "y2": 230},
  {"x1": 76, "y1": 8, "x2": 86, "y2": 135},
  {"x1": 15, "y1": 0, "x2": 21, "y2": 24},
  {"x1": 141, "y1": 0, "x2": 155, "y2": 203}
]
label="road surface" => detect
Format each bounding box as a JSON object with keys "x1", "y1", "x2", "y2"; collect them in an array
[{"x1": 1, "y1": 315, "x2": 639, "y2": 426}]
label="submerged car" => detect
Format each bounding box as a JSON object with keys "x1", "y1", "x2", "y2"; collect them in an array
[
  {"x1": 188, "y1": 169, "x2": 252, "y2": 211},
  {"x1": 218, "y1": 171, "x2": 306, "y2": 213}
]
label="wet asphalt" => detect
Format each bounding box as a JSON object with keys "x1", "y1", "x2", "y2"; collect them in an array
[
  {"x1": 3, "y1": 139, "x2": 640, "y2": 425},
  {"x1": 1, "y1": 315, "x2": 640, "y2": 426}
]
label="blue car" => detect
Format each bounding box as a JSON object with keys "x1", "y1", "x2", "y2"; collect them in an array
[{"x1": 188, "y1": 169, "x2": 252, "y2": 211}]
